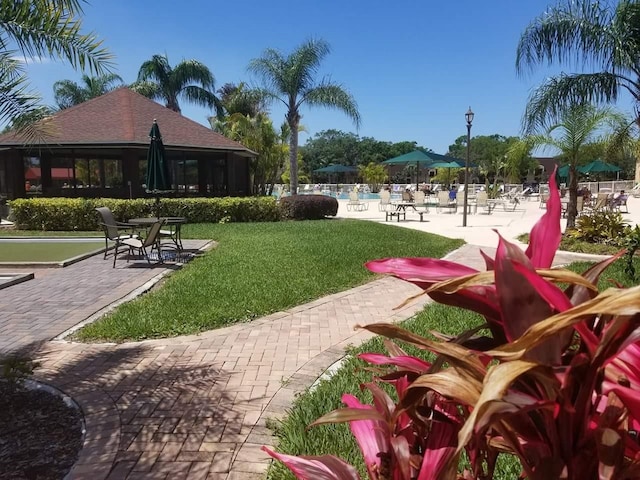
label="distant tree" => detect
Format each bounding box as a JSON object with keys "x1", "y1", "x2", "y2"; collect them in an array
[
  {"x1": 0, "y1": 0, "x2": 112, "y2": 141},
  {"x1": 448, "y1": 134, "x2": 524, "y2": 183},
  {"x1": 358, "y1": 162, "x2": 386, "y2": 192},
  {"x1": 527, "y1": 104, "x2": 624, "y2": 229},
  {"x1": 248, "y1": 38, "x2": 361, "y2": 195},
  {"x1": 216, "y1": 82, "x2": 267, "y2": 118},
  {"x1": 132, "y1": 54, "x2": 222, "y2": 115},
  {"x1": 516, "y1": 0, "x2": 640, "y2": 181},
  {"x1": 53, "y1": 73, "x2": 123, "y2": 109}
]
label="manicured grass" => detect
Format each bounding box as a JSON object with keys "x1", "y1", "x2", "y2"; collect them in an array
[
  {"x1": 0, "y1": 241, "x2": 103, "y2": 262},
  {"x1": 74, "y1": 219, "x2": 464, "y2": 342},
  {"x1": 266, "y1": 256, "x2": 640, "y2": 480}
]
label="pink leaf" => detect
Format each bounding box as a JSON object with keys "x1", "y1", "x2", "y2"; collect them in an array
[
  {"x1": 261, "y1": 446, "x2": 360, "y2": 480},
  {"x1": 526, "y1": 166, "x2": 562, "y2": 268},
  {"x1": 365, "y1": 257, "x2": 478, "y2": 286},
  {"x1": 511, "y1": 262, "x2": 573, "y2": 313},
  {"x1": 342, "y1": 394, "x2": 390, "y2": 477},
  {"x1": 358, "y1": 353, "x2": 432, "y2": 373}
]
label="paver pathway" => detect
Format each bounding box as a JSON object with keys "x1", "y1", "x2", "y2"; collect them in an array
[
  {"x1": 2, "y1": 243, "x2": 610, "y2": 479},
  {"x1": 0, "y1": 240, "x2": 209, "y2": 354}
]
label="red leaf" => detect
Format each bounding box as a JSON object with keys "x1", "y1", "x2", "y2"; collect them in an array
[
  {"x1": 261, "y1": 446, "x2": 360, "y2": 479},
  {"x1": 341, "y1": 394, "x2": 391, "y2": 478},
  {"x1": 365, "y1": 257, "x2": 478, "y2": 286},
  {"x1": 358, "y1": 353, "x2": 432, "y2": 373},
  {"x1": 525, "y1": 166, "x2": 561, "y2": 268}
]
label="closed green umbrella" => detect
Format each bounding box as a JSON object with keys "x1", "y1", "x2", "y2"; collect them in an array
[{"x1": 145, "y1": 119, "x2": 172, "y2": 217}]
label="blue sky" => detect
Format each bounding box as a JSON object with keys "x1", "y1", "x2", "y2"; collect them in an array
[{"x1": 21, "y1": 0, "x2": 618, "y2": 155}]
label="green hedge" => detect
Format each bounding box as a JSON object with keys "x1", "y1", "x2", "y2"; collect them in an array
[{"x1": 8, "y1": 197, "x2": 280, "y2": 231}]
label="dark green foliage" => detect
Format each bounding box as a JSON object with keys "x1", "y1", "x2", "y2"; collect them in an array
[
  {"x1": 624, "y1": 225, "x2": 640, "y2": 281},
  {"x1": 278, "y1": 194, "x2": 338, "y2": 220},
  {"x1": 566, "y1": 209, "x2": 630, "y2": 246},
  {"x1": 8, "y1": 197, "x2": 280, "y2": 230}
]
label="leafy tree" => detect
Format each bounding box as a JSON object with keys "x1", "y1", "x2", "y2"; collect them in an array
[
  {"x1": 0, "y1": 0, "x2": 112, "y2": 141},
  {"x1": 516, "y1": 0, "x2": 640, "y2": 180},
  {"x1": 248, "y1": 38, "x2": 361, "y2": 195},
  {"x1": 448, "y1": 134, "x2": 525, "y2": 183},
  {"x1": 131, "y1": 54, "x2": 222, "y2": 115},
  {"x1": 527, "y1": 104, "x2": 624, "y2": 229},
  {"x1": 216, "y1": 82, "x2": 267, "y2": 118},
  {"x1": 358, "y1": 162, "x2": 386, "y2": 192},
  {"x1": 53, "y1": 73, "x2": 123, "y2": 109}
]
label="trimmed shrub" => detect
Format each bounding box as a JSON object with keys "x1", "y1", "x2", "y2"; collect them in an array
[
  {"x1": 566, "y1": 209, "x2": 630, "y2": 246},
  {"x1": 279, "y1": 194, "x2": 338, "y2": 220},
  {"x1": 8, "y1": 196, "x2": 280, "y2": 231}
]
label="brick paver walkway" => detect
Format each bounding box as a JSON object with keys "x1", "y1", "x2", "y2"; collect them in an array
[{"x1": 2, "y1": 243, "x2": 608, "y2": 479}]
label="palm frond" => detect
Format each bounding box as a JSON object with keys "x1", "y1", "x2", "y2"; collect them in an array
[
  {"x1": 172, "y1": 60, "x2": 215, "y2": 90},
  {"x1": 522, "y1": 73, "x2": 621, "y2": 133},
  {"x1": 1, "y1": 0, "x2": 113, "y2": 74},
  {"x1": 516, "y1": 0, "x2": 614, "y2": 75},
  {"x1": 303, "y1": 82, "x2": 361, "y2": 128},
  {"x1": 129, "y1": 81, "x2": 161, "y2": 100}
]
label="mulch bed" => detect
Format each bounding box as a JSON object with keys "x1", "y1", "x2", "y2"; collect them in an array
[{"x1": 0, "y1": 381, "x2": 83, "y2": 479}]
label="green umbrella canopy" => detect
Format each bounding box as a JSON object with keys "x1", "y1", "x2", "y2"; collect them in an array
[
  {"x1": 145, "y1": 120, "x2": 172, "y2": 193},
  {"x1": 557, "y1": 165, "x2": 570, "y2": 179},
  {"x1": 578, "y1": 159, "x2": 621, "y2": 174},
  {"x1": 313, "y1": 164, "x2": 358, "y2": 173}
]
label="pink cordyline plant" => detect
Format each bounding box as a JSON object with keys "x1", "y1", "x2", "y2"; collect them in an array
[{"x1": 264, "y1": 169, "x2": 640, "y2": 479}]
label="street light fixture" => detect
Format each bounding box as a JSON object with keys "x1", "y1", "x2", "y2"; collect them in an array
[{"x1": 463, "y1": 107, "x2": 474, "y2": 227}]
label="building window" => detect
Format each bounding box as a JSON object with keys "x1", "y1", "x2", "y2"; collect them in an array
[{"x1": 24, "y1": 156, "x2": 42, "y2": 194}]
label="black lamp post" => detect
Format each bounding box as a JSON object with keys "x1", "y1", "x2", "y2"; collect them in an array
[{"x1": 463, "y1": 107, "x2": 474, "y2": 227}]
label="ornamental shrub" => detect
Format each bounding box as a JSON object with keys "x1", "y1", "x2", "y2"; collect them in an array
[
  {"x1": 266, "y1": 168, "x2": 640, "y2": 479},
  {"x1": 278, "y1": 194, "x2": 338, "y2": 220},
  {"x1": 8, "y1": 197, "x2": 280, "y2": 230},
  {"x1": 567, "y1": 209, "x2": 630, "y2": 246}
]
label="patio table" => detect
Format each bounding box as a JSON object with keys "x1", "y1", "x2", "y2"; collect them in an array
[{"x1": 128, "y1": 217, "x2": 186, "y2": 252}]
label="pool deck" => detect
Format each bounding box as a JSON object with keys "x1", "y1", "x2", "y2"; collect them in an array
[{"x1": 0, "y1": 200, "x2": 637, "y2": 479}]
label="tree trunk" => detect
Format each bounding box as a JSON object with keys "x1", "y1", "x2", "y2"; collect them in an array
[
  {"x1": 288, "y1": 119, "x2": 299, "y2": 195},
  {"x1": 566, "y1": 165, "x2": 578, "y2": 230}
]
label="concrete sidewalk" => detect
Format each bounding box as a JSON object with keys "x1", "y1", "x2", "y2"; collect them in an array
[{"x1": 18, "y1": 241, "x2": 608, "y2": 480}]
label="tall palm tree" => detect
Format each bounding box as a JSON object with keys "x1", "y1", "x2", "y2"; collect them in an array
[
  {"x1": 516, "y1": 0, "x2": 640, "y2": 180},
  {"x1": 53, "y1": 73, "x2": 123, "y2": 109},
  {"x1": 0, "y1": 0, "x2": 112, "y2": 140},
  {"x1": 527, "y1": 104, "x2": 624, "y2": 229},
  {"x1": 131, "y1": 54, "x2": 222, "y2": 115},
  {"x1": 248, "y1": 38, "x2": 361, "y2": 194}
]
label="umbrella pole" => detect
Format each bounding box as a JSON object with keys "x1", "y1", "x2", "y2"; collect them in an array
[{"x1": 155, "y1": 195, "x2": 161, "y2": 219}]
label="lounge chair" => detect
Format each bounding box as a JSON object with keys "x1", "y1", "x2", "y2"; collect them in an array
[
  {"x1": 413, "y1": 190, "x2": 426, "y2": 206},
  {"x1": 347, "y1": 191, "x2": 368, "y2": 211},
  {"x1": 378, "y1": 190, "x2": 392, "y2": 212},
  {"x1": 436, "y1": 191, "x2": 457, "y2": 213},
  {"x1": 113, "y1": 219, "x2": 165, "y2": 268},
  {"x1": 95, "y1": 207, "x2": 139, "y2": 260},
  {"x1": 475, "y1": 191, "x2": 492, "y2": 214},
  {"x1": 401, "y1": 190, "x2": 413, "y2": 202}
]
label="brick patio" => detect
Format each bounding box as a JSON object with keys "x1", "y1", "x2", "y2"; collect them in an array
[{"x1": 0, "y1": 243, "x2": 607, "y2": 479}]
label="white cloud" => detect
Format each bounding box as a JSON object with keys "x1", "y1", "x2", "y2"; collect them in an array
[{"x1": 10, "y1": 55, "x2": 51, "y2": 65}]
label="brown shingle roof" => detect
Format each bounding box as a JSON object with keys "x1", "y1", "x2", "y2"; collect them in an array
[{"x1": 0, "y1": 87, "x2": 254, "y2": 154}]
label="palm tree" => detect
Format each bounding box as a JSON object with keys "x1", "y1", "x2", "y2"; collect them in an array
[
  {"x1": 53, "y1": 73, "x2": 123, "y2": 109},
  {"x1": 131, "y1": 54, "x2": 221, "y2": 115},
  {"x1": 0, "y1": 0, "x2": 112, "y2": 140},
  {"x1": 516, "y1": 0, "x2": 640, "y2": 181},
  {"x1": 248, "y1": 38, "x2": 361, "y2": 194},
  {"x1": 527, "y1": 104, "x2": 624, "y2": 229}
]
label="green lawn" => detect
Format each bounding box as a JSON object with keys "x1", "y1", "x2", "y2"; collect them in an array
[
  {"x1": 74, "y1": 219, "x2": 464, "y2": 342},
  {"x1": 266, "y1": 256, "x2": 640, "y2": 480},
  {"x1": 0, "y1": 241, "x2": 103, "y2": 262}
]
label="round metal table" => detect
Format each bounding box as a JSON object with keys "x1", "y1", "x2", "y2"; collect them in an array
[{"x1": 128, "y1": 217, "x2": 186, "y2": 251}]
